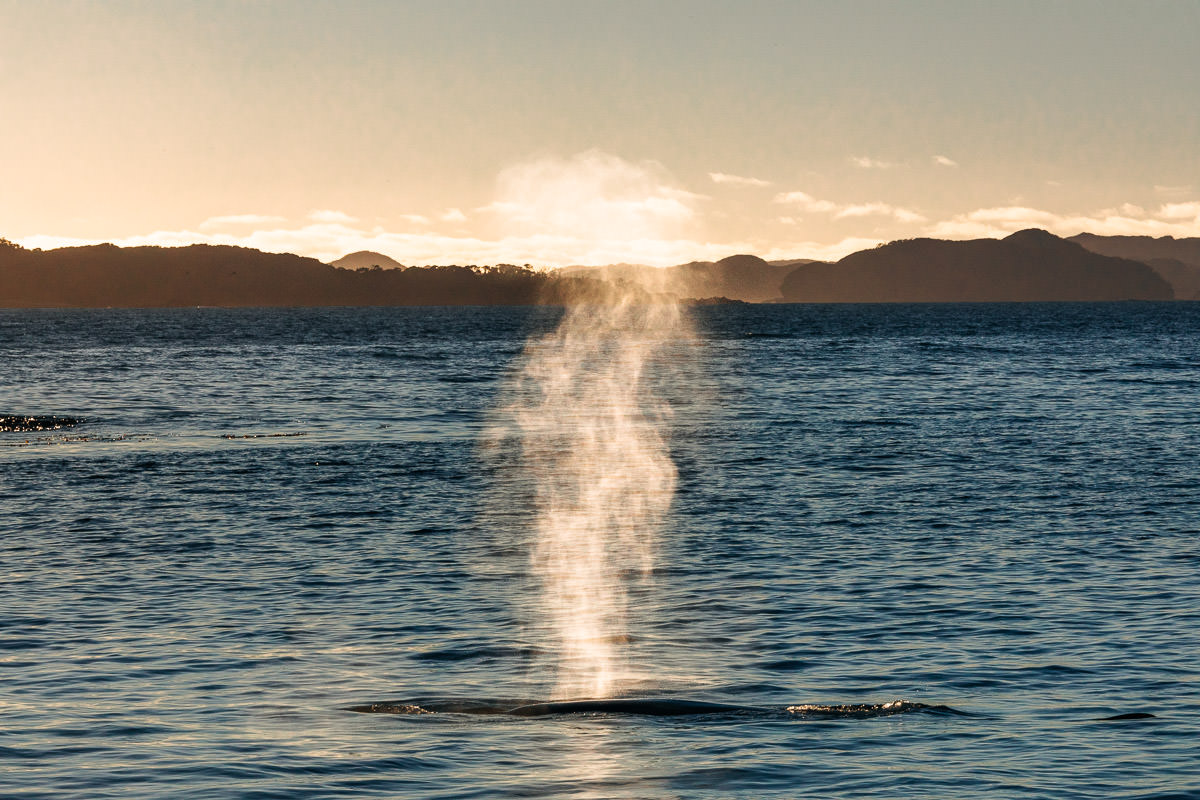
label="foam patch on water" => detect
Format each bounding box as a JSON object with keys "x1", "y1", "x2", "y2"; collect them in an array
[{"x1": 0, "y1": 415, "x2": 84, "y2": 432}]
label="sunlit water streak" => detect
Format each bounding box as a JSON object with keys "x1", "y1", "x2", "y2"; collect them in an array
[{"x1": 490, "y1": 287, "x2": 689, "y2": 699}]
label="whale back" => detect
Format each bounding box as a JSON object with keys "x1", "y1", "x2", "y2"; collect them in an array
[{"x1": 508, "y1": 698, "x2": 757, "y2": 716}]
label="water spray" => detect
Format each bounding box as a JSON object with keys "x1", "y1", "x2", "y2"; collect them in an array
[{"x1": 501, "y1": 280, "x2": 685, "y2": 698}]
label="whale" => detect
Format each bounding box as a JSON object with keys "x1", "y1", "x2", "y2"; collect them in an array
[
  {"x1": 347, "y1": 697, "x2": 1150, "y2": 721},
  {"x1": 508, "y1": 698, "x2": 760, "y2": 717},
  {"x1": 1092, "y1": 712, "x2": 1157, "y2": 721},
  {"x1": 345, "y1": 698, "x2": 759, "y2": 716},
  {"x1": 346, "y1": 697, "x2": 967, "y2": 718}
]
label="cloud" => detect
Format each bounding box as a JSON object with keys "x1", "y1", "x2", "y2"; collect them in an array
[
  {"x1": 773, "y1": 191, "x2": 837, "y2": 213},
  {"x1": 308, "y1": 209, "x2": 358, "y2": 224},
  {"x1": 759, "y1": 236, "x2": 883, "y2": 263},
  {"x1": 932, "y1": 155, "x2": 958, "y2": 168},
  {"x1": 26, "y1": 195, "x2": 1199, "y2": 269},
  {"x1": 1107, "y1": 203, "x2": 1147, "y2": 218},
  {"x1": 27, "y1": 147, "x2": 1198, "y2": 268},
  {"x1": 926, "y1": 201, "x2": 1200, "y2": 239},
  {"x1": 849, "y1": 156, "x2": 897, "y2": 169},
  {"x1": 835, "y1": 203, "x2": 926, "y2": 223},
  {"x1": 1159, "y1": 201, "x2": 1200, "y2": 221},
  {"x1": 9, "y1": 223, "x2": 877, "y2": 267},
  {"x1": 892, "y1": 208, "x2": 927, "y2": 224},
  {"x1": 1155, "y1": 184, "x2": 1192, "y2": 196},
  {"x1": 26, "y1": 217, "x2": 839, "y2": 268},
  {"x1": 199, "y1": 214, "x2": 287, "y2": 229},
  {"x1": 18, "y1": 181, "x2": 718, "y2": 268},
  {"x1": 709, "y1": 172, "x2": 771, "y2": 187},
  {"x1": 775, "y1": 191, "x2": 923, "y2": 222},
  {"x1": 484, "y1": 150, "x2": 703, "y2": 245}
]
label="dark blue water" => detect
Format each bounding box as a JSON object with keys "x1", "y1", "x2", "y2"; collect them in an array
[{"x1": 3, "y1": 304, "x2": 1198, "y2": 799}]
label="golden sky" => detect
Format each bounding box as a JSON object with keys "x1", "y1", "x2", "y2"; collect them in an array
[{"x1": 3, "y1": 1, "x2": 1198, "y2": 265}]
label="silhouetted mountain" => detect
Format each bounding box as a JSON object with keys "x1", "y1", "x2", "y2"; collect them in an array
[
  {"x1": 330, "y1": 250, "x2": 405, "y2": 270},
  {"x1": 556, "y1": 263, "x2": 658, "y2": 283},
  {"x1": 0, "y1": 239, "x2": 602, "y2": 307},
  {"x1": 4, "y1": 231, "x2": 1182, "y2": 307},
  {"x1": 1069, "y1": 233, "x2": 1200, "y2": 300},
  {"x1": 780, "y1": 229, "x2": 1173, "y2": 302}
]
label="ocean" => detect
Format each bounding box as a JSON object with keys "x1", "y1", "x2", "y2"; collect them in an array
[{"x1": 3, "y1": 303, "x2": 1198, "y2": 799}]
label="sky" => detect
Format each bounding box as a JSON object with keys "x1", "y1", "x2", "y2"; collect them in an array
[{"x1": 3, "y1": 0, "x2": 1199, "y2": 266}]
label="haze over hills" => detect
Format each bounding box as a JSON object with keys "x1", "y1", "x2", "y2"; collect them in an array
[
  {"x1": 1069, "y1": 233, "x2": 1200, "y2": 267},
  {"x1": 780, "y1": 229, "x2": 1173, "y2": 302},
  {"x1": 563, "y1": 254, "x2": 798, "y2": 302},
  {"x1": 335, "y1": 251, "x2": 797, "y2": 302},
  {"x1": 1, "y1": 231, "x2": 1190, "y2": 308},
  {"x1": 670, "y1": 255, "x2": 799, "y2": 302},
  {"x1": 1070, "y1": 233, "x2": 1200, "y2": 300}
]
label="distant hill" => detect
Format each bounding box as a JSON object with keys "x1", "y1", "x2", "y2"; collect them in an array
[
  {"x1": 1069, "y1": 233, "x2": 1200, "y2": 266},
  {"x1": 780, "y1": 229, "x2": 1174, "y2": 302},
  {"x1": 329, "y1": 250, "x2": 405, "y2": 270},
  {"x1": 0, "y1": 239, "x2": 603, "y2": 308},
  {"x1": 1069, "y1": 233, "x2": 1200, "y2": 300},
  {"x1": 5, "y1": 231, "x2": 1184, "y2": 307}
]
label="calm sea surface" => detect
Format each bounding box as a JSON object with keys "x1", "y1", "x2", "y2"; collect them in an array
[{"x1": 3, "y1": 304, "x2": 1198, "y2": 799}]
